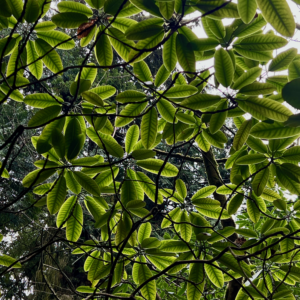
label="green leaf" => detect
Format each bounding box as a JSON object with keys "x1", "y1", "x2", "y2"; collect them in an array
[
  {"x1": 121, "y1": 180, "x2": 138, "y2": 207},
  {"x1": 141, "y1": 107, "x2": 158, "y2": 149},
  {"x1": 206, "y1": 18, "x2": 225, "y2": 39},
  {"x1": 189, "y1": 38, "x2": 219, "y2": 52},
  {"x1": 155, "y1": 64, "x2": 170, "y2": 87},
  {"x1": 24, "y1": 93, "x2": 63, "y2": 109},
  {"x1": 115, "y1": 103, "x2": 147, "y2": 127},
  {"x1": 134, "y1": 61, "x2": 153, "y2": 82},
  {"x1": 56, "y1": 196, "x2": 77, "y2": 227},
  {"x1": 130, "y1": 0, "x2": 162, "y2": 17},
  {"x1": 128, "y1": 31, "x2": 164, "y2": 63},
  {"x1": 125, "y1": 18, "x2": 163, "y2": 40},
  {"x1": 161, "y1": 207, "x2": 181, "y2": 229},
  {"x1": 33, "y1": 183, "x2": 52, "y2": 195},
  {"x1": 234, "y1": 34, "x2": 288, "y2": 51},
  {"x1": 204, "y1": 255, "x2": 224, "y2": 288},
  {"x1": 233, "y1": 119, "x2": 252, "y2": 150},
  {"x1": 269, "y1": 48, "x2": 297, "y2": 72},
  {"x1": 7, "y1": 0, "x2": 23, "y2": 20},
  {"x1": 282, "y1": 146, "x2": 300, "y2": 162},
  {"x1": 72, "y1": 171, "x2": 101, "y2": 196},
  {"x1": 157, "y1": 99, "x2": 176, "y2": 123},
  {"x1": 159, "y1": 240, "x2": 191, "y2": 253},
  {"x1": 282, "y1": 78, "x2": 300, "y2": 109},
  {"x1": 108, "y1": 28, "x2": 135, "y2": 61},
  {"x1": 288, "y1": 60, "x2": 300, "y2": 81},
  {"x1": 176, "y1": 34, "x2": 195, "y2": 77},
  {"x1": 235, "y1": 154, "x2": 267, "y2": 165},
  {"x1": 227, "y1": 193, "x2": 244, "y2": 215},
  {"x1": 0, "y1": 254, "x2": 22, "y2": 268},
  {"x1": 209, "y1": 100, "x2": 228, "y2": 134},
  {"x1": 90, "y1": 85, "x2": 116, "y2": 100},
  {"x1": 58, "y1": 1, "x2": 93, "y2": 17},
  {"x1": 132, "y1": 150, "x2": 156, "y2": 160},
  {"x1": 109, "y1": 17, "x2": 137, "y2": 33},
  {"x1": 80, "y1": 24, "x2": 97, "y2": 47},
  {"x1": 246, "y1": 136, "x2": 267, "y2": 153},
  {"x1": 233, "y1": 14, "x2": 267, "y2": 38},
  {"x1": 277, "y1": 167, "x2": 300, "y2": 195},
  {"x1": 237, "y1": 0, "x2": 257, "y2": 24},
  {"x1": 85, "y1": 0, "x2": 105, "y2": 9},
  {"x1": 176, "y1": 112, "x2": 195, "y2": 125},
  {"x1": 239, "y1": 82, "x2": 276, "y2": 95},
  {"x1": 250, "y1": 122, "x2": 300, "y2": 139},
  {"x1": 52, "y1": 12, "x2": 88, "y2": 29},
  {"x1": 28, "y1": 105, "x2": 61, "y2": 127},
  {"x1": 181, "y1": 94, "x2": 221, "y2": 110},
  {"x1": 51, "y1": 128, "x2": 65, "y2": 159},
  {"x1": 82, "y1": 91, "x2": 103, "y2": 107},
  {"x1": 0, "y1": 0, "x2": 12, "y2": 18},
  {"x1": 65, "y1": 171, "x2": 81, "y2": 194},
  {"x1": 187, "y1": 263, "x2": 204, "y2": 300},
  {"x1": 6, "y1": 46, "x2": 26, "y2": 78},
  {"x1": 38, "y1": 0, "x2": 51, "y2": 17},
  {"x1": 202, "y1": 129, "x2": 226, "y2": 149},
  {"x1": 266, "y1": 75, "x2": 288, "y2": 93},
  {"x1": 252, "y1": 167, "x2": 269, "y2": 196},
  {"x1": 138, "y1": 264, "x2": 156, "y2": 300},
  {"x1": 84, "y1": 250, "x2": 100, "y2": 272},
  {"x1": 196, "y1": 206, "x2": 231, "y2": 220},
  {"x1": 247, "y1": 199, "x2": 260, "y2": 223},
  {"x1": 95, "y1": 28, "x2": 113, "y2": 67},
  {"x1": 264, "y1": 227, "x2": 290, "y2": 237},
  {"x1": 35, "y1": 21, "x2": 57, "y2": 32},
  {"x1": 75, "y1": 64, "x2": 97, "y2": 84},
  {"x1": 176, "y1": 179, "x2": 187, "y2": 199},
  {"x1": 94, "y1": 167, "x2": 119, "y2": 188},
  {"x1": 158, "y1": 1, "x2": 174, "y2": 19},
  {"x1": 237, "y1": 97, "x2": 292, "y2": 122},
  {"x1": 256, "y1": 0, "x2": 295, "y2": 37},
  {"x1": 261, "y1": 188, "x2": 281, "y2": 202},
  {"x1": 214, "y1": 48, "x2": 234, "y2": 87},
  {"x1": 47, "y1": 176, "x2": 67, "y2": 215},
  {"x1": 138, "y1": 223, "x2": 152, "y2": 244},
  {"x1": 234, "y1": 46, "x2": 273, "y2": 62},
  {"x1": 37, "y1": 31, "x2": 75, "y2": 50},
  {"x1": 160, "y1": 189, "x2": 183, "y2": 203},
  {"x1": 26, "y1": 40, "x2": 43, "y2": 79},
  {"x1": 180, "y1": 211, "x2": 192, "y2": 242},
  {"x1": 65, "y1": 118, "x2": 84, "y2": 160},
  {"x1": 116, "y1": 90, "x2": 147, "y2": 104},
  {"x1": 232, "y1": 67, "x2": 262, "y2": 90},
  {"x1": 216, "y1": 251, "x2": 252, "y2": 277},
  {"x1": 66, "y1": 203, "x2": 83, "y2": 242},
  {"x1": 195, "y1": 133, "x2": 211, "y2": 152},
  {"x1": 125, "y1": 125, "x2": 139, "y2": 154},
  {"x1": 87, "y1": 129, "x2": 124, "y2": 158},
  {"x1": 35, "y1": 118, "x2": 65, "y2": 155},
  {"x1": 273, "y1": 199, "x2": 287, "y2": 211},
  {"x1": 35, "y1": 39, "x2": 63, "y2": 74},
  {"x1": 104, "y1": 0, "x2": 128, "y2": 15},
  {"x1": 163, "y1": 32, "x2": 177, "y2": 72},
  {"x1": 163, "y1": 85, "x2": 198, "y2": 98},
  {"x1": 194, "y1": 0, "x2": 240, "y2": 19},
  {"x1": 141, "y1": 237, "x2": 161, "y2": 249},
  {"x1": 136, "y1": 159, "x2": 178, "y2": 177},
  {"x1": 135, "y1": 172, "x2": 163, "y2": 204}
]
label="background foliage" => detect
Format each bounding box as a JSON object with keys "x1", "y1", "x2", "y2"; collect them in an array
[{"x1": 2, "y1": 0, "x2": 300, "y2": 299}]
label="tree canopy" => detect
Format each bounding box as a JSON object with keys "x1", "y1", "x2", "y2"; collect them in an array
[{"x1": 2, "y1": 0, "x2": 300, "y2": 299}]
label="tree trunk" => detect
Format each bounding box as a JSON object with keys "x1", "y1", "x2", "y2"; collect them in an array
[{"x1": 201, "y1": 148, "x2": 242, "y2": 300}]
